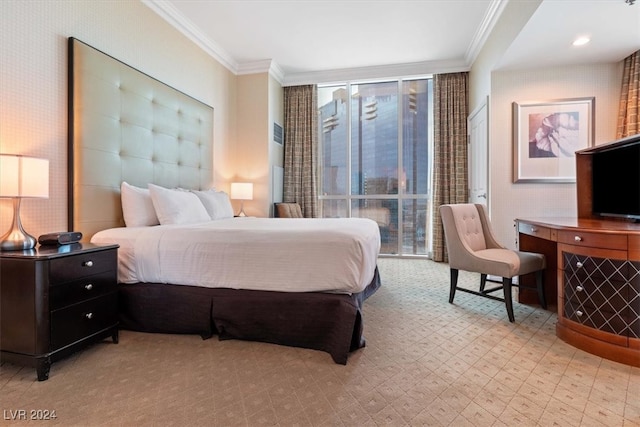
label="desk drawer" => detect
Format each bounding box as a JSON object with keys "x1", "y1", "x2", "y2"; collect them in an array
[
  {"x1": 518, "y1": 222, "x2": 551, "y2": 240},
  {"x1": 564, "y1": 270, "x2": 627, "y2": 312},
  {"x1": 562, "y1": 252, "x2": 627, "y2": 281},
  {"x1": 630, "y1": 236, "x2": 640, "y2": 261},
  {"x1": 558, "y1": 230, "x2": 627, "y2": 251},
  {"x1": 563, "y1": 299, "x2": 629, "y2": 336}
]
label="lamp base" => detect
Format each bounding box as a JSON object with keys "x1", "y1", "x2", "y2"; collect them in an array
[
  {"x1": 0, "y1": 198, "x2": 37, "y2": 251},
  {"x1": 236, "y1": 201, "x2": 247, "y2": 217},
  {"x1": 0, "y1": 232, "x2": 37, "y2": 251}
]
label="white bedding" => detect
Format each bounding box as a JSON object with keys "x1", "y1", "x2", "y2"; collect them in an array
[{"x1": 91, "y1": 217, "x2": 380, "y2": 294}]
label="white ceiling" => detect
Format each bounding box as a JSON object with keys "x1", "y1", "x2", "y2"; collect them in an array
[{"x1": 145, "y1": 0, "x2": 640, "y2": 84}]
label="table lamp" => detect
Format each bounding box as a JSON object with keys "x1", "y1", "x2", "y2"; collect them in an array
[
  {"x1": 230, "y1": 182, "x2": 253, "y2": 217},
  {"x1": 0, "y1": 154, "x2": 49, "y2": 250}
]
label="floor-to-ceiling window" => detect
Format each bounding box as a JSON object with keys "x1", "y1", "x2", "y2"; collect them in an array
[{"x1": 318, "y1": 79, "x2": 433, "y2": 256}]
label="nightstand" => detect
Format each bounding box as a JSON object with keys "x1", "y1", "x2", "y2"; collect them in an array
[{"x1": 0, "y1": 243, "x2": 119, "y2": 380}]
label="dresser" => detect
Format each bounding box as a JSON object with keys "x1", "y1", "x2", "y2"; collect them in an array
[
  {"x1": 516, "y1": 218, "x2": 640, "y2": 367},
  {"x1": 0, "y1": 243, "x2": 119, "y2": 380}
]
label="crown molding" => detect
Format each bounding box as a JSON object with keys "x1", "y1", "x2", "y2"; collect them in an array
[
  {"x1": 282, "y1": 59, "x2": 469, "y2": 87},
  {"x1": 465, "y1": 0, "x2": 508, "y2": 65},
  {"x1": 144, "y1": 0, "x2": 498, "y2": 86},
  {"x1": 141, "y1": 0, "x2": 238, "y2": 74},
  {"x1": 237, "y1": 60, "x2": 286, "y2": 84}
]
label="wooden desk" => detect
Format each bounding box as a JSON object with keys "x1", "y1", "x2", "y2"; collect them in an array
[{"x1": 516, "y1": 217, "x2": 640, "y2": 367}]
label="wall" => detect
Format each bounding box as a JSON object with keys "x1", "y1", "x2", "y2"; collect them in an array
[
  {"x1": 268, "y1": 74, "x2": 285, "y2": 217},
  {"x1": 235, "y1": 73, "x2": 270, "y2": 217},
  {"x1": 234, "y1": 72, "x2": 284, "y2": 218},
  {"x1": 490, "y1": 63, "x2": 623, "y2": 248},
  {"x1": 468, "y1": 0, "x2": 541, "y2": 114},
  {"x1": 0, "y1": 0, "x2": 236, "y2": 239},
  {"x1": 467, "y1": 0, "x2": 624, "y2": 250}
]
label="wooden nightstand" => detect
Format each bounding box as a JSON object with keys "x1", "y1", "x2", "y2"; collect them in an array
[{"x1": 0, "y1": 243, "x2": 119, "y2": 380}]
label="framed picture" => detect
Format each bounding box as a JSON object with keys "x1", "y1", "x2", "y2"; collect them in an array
[{"x1": 513, "y1": 97, "x2": 594, "y2": 183}]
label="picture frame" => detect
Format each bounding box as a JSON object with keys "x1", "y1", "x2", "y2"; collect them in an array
[{"x1": 512, "y1": 97, "x2": 594, "y2": 183}]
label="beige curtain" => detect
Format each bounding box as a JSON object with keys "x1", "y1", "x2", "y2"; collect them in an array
[
  {"x1": 283, "y1": 85, "x2": 318, "y2": 218},
  {"x1": 617, "y1": 49, "x2": 640, "y2": 139},
  {"x1": 431, "y1": 72, "x2": 469, "y2": 262}
]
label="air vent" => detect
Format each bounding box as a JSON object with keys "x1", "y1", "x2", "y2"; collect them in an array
[{"x1": 274, "y1": 122, "x2": 283, "y2": 145}]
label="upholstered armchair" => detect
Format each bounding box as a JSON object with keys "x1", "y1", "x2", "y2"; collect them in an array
[
  {"x1": 274, "y1": 202, "x2": 304, "y2": 218},
  {"x1": 439, "y1": 203, "x2": 546, "y2": 322}
]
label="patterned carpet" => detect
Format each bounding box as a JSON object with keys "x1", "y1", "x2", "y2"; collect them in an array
[{"x1": 1, "y1": 258, "x2": 638, "y2": 426}]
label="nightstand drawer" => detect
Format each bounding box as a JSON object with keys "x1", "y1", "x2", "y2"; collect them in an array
[
  {"x1": 49, "y1": 270, "x2": 117, "y2": 310},
  {"x1": 49, "y1": 249, "x2": 117, "y2": 284},
  {"x1": 50, "y1": 292, "x2": 118, "y2": 350}
]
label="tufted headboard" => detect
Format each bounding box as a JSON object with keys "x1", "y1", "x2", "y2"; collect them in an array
[{"x1": 68, "y1": 38, "x2": 214, "y2": 240}]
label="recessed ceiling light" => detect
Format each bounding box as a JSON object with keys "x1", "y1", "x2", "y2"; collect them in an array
[{"x1": 573, "y1": 37, "x2": 591, "y2": 46}]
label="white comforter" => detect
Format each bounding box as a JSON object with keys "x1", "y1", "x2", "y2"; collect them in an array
[{"x1": 91, "y1": 217, "x2": 380, "y2": 294}]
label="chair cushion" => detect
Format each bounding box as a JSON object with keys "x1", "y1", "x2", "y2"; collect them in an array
[
  {"x1": 474, "y1": 248, "x2": 545, "y2": 278},
  {"x1": 276, "y1": 203, "x2": 303, "y2": 218}
]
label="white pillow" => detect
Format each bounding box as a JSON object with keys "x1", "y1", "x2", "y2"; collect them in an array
[
  {"x1": 120, "y1": 182, "x2": 159, "y2": 227},
  {"x1": 191, "y1": 189, "x2": 235, "y2": 220},
  {"x1": 148, "y1": 183, "x2": 211, "y2": 225}
]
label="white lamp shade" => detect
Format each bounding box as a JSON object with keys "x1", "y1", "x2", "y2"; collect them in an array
[
  {"x1": 230, "y1": 182, "x2": 253, "y2": 200},
  {"x1": 0, "y1": 155, "x2": 49, "y2": 198}
]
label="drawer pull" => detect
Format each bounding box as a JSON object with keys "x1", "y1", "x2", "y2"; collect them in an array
[
  {"x1": 576, "y1": 261, "x2": 583, "y2": 268},
  {"x1": 576, "y1": 285, "x2": 584, "y2": 292},
  {"x1": 83, "y1": 260, "x2": 94, "y2": 267},
  {"x1": 530, "y1": 227, "x2": 538, "y2": 233},
  {"x1": 574, "y1": 236, "x2": 583, "y2": 242},
  {"x1": 85, "y1": 312, "x2": 93, "y2": 320},
  {"x1": 576, "y1": 310, "x2": 583, "y2": 317},
  {"x1": 84, "y1": 284, "x2": 93, "y2": 291}
]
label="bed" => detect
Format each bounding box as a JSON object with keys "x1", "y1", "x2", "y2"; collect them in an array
[{"x1": 67, "y1": 38, "x2": 381, "y2": 364}]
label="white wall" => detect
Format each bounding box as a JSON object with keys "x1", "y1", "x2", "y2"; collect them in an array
[
  {"x1": 0, "y1": 0, "x2": 236, "y2": 238},
  {"x1": 489, "y1": 63, "x2": 623, "y2": 248},
  {"x1": 468, "y1": 0, "x2": 541, "y2": 113},
  {"x1": 235, "y1": 73, "x2": 270, "y2": 217},
  {"x1": 468, "y1": 0, "x2": 624, "y2": 250},
  {"x1": 268, "y1": 74, "x2": 285, "y2": 217},
  {"x1": 234, "y1": 72, "x2": 285, "y2": 218}
]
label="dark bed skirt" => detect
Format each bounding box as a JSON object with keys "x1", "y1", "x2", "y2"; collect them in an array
[{"x1": 117, "y1": 267, "x2": 381, "y2": 364}]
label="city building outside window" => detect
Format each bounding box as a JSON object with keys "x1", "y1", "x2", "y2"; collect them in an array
[{"x1": 318, "y1": 79, "x2": 433, "y2": 256}]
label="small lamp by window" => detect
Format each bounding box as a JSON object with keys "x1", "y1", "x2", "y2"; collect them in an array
[
  {"x1": 0, "y1": 155, "x2": 49, "y2": 251},
  {"x1": 230, "y1": 182, "x2": 253, "y2": 217}
]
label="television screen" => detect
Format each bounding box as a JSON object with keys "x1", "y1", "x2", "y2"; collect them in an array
[{"x1": 592, "y1": 141, "x2": 640, "y2": 220}]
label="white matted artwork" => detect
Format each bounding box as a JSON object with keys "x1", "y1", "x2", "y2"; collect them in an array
[{"x1": 512, "y1": 97, "x2": 594, "y2": 183}]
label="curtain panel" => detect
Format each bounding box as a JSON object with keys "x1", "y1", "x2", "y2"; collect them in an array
[
  {"x1": 283, "y1": 85, "x2": 318, "y2": 218},
  {"x1": 617, "y1": 49, "x2": 640, "y2": 139},
  {"x1": 431, "y1": 72, "x2": 469, "y2": 262}
]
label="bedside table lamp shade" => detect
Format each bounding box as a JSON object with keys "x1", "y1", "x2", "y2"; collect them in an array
[
  {"x1": 0, "y1": 155, "x2": 49, "y2": 250},
  {"x1": 230, "y1": 182, "x2": 253, "y2": 217}
]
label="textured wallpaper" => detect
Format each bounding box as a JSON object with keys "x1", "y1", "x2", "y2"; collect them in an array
[
  {"x1": 0, "y1": 0, "x2": 234, "y2": 239},
  {"x1": 490, "y1": 63, "x2": 623, "y2": 249}
]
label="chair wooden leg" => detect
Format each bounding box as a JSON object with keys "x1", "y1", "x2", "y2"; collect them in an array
[
  {"x1": 480, "y1": 274, "x2": 487, "y2": 292},
  {"x1": 449, "y1": 269, "x2": 459, "y2": 303},
  {"x1": 502, "y1": 277, "x2": 515, "y2": 322},
  {"x1": 536, "y1": 270, "x2": 547, "y2": 309}
]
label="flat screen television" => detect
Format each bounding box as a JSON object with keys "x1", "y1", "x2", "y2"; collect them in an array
[{"x1": 591, "y1": 135, "x2": 640, "y2": 221}]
